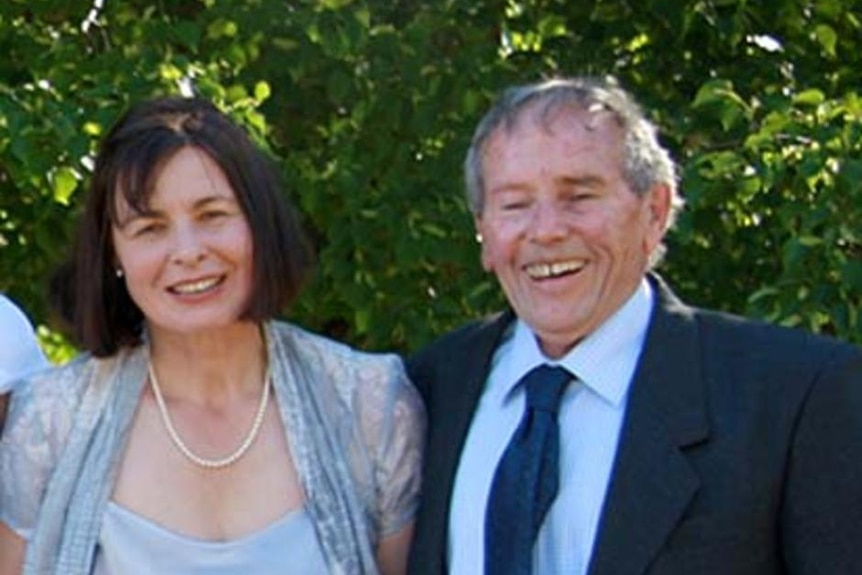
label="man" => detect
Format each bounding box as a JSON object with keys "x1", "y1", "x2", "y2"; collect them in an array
[
  {"x1": 407, "y1": 77, "x2": 862, "y2": 575},
  {"x1": 0, "y1": 294, "x2": 49, "y2": 430}
]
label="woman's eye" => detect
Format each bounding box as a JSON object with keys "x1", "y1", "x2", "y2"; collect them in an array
[
  {"x1": 201, "y1": 209, "x2": 231, "y2": 222},
  {"x1": 133, "y1": 222, "x2": 163, "y2": 237}
]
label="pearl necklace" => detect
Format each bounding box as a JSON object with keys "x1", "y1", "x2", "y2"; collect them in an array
[{"x1": 148, "y1": 361, "x2": 270, "y2": 470}]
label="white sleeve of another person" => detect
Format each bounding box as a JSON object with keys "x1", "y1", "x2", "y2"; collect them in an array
[{"x1": 0, "y1": 295, "x2": 50, "y2": 394}]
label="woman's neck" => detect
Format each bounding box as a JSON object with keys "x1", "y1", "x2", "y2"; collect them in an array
[{"x1": 146, "y1": 320, "x2": 267, "y2": 403}]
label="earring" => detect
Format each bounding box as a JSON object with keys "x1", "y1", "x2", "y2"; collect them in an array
[{"x1": 115, "y1": 268, "x2": 124, "y2": 278}]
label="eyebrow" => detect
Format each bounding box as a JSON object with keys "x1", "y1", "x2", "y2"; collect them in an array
[
  {"x1": 114, "y1": 195, "x2": 238, "y2": 229},
  {"x1": 490, "y1": 174, "x2": 605, "y2": 195},
  {"x1": 193, "y1": 195, "x2": 238, "y2": 209},
  {"x1": 557, "y1": 175, "x2": 604, "y2": 188},
  {"x1": 114, "y1": 206, "x2": 159, "y2": 230}
]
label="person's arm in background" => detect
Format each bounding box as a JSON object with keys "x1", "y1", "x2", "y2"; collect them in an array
[{"x1": 0, "y1": 295, "x2": 49, "y2": 435}]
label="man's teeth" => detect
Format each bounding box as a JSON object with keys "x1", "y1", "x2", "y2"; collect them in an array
[
  {"x1": 526, "y1": 261, "x2": 583, "y2": 279},
  {"x1": 172, "y1": 277, "x2": 220, "y2": 294}
]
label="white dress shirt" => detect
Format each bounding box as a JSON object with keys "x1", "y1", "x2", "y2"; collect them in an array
[
  {"x1": 448, "y1": 280, "x2": 654, "y2": 575},
  {"x1": 0, "y1": 294, "x2": 49, "y2": 393}
]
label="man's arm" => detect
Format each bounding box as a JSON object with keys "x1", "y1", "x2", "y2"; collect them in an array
[{"x1": 781, "y1": 348, "x2": 862, "y2": 572}]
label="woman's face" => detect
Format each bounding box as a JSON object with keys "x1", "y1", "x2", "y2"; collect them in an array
[{"x1": 111, "y1": 147, "x2": 255, "y2": 338}]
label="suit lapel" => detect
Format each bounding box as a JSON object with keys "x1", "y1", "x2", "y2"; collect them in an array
[
  {"x1": 587, "y1": 277, "x2": 709, "y2": 575},
  {"x1": 414, "y1": 311, "x2": 513, "y2": 575},
  {"x1": 428, "y1": 312, "x2": 509, "y2": 497},
  {"x1": 440, "y1": 312, "x2": 512, "y2": 447}
]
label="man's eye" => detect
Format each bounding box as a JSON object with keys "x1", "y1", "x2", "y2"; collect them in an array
[
  {"x1": 502, "y1": 200, "x2": 529, "y2": 211},
  {"x1": 562, "y1": 192, "x2": 597, "y2": 205}
]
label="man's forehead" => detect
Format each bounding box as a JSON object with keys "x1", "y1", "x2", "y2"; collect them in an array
[
  {"x1": 518, "y1": 100, "x2": 618, "y2": 133},
  {"x1": 485, "y1": 103, "x2": 622, "y2": 152}
]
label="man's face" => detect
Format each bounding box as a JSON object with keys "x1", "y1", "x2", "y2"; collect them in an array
[{"x1": 475, "y1": 105, "x2": 669, "y2": 358}]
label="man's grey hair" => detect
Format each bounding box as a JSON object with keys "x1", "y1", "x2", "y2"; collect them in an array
[{"x1": 464, "y1": 76, "x2": 683, "y2": 236}]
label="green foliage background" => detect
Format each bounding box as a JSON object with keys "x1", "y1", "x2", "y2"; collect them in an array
[{"x1": 1, "y1": 0, "x2": 860, "y2": 362}]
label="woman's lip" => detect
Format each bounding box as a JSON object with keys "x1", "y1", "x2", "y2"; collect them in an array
[{"x1": 167, "y1": 275, "x2": 225, "y2": 295}]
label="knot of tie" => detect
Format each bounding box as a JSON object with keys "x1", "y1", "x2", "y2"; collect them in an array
[{"x1": 523, "y1": 364, "x2": 572, "y2": 415}]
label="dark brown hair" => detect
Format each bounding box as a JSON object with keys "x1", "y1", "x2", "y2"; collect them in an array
[{"x1": 51, "y1": 96, "x2": 313, "y2": 356}]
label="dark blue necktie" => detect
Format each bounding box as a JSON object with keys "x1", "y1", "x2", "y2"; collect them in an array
[{"x1": 485, "y1": 364, "x2": 573, "y2": 575}]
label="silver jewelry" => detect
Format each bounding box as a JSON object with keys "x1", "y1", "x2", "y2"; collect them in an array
[
  {"x1": 115, "y1": 268, "x2": 124, "y2": 278},
  {"x1": 148, "y1": 360, "x2": 270, "y2": 469}
]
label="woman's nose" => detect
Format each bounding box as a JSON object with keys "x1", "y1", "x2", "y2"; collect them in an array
[{"x1": 170, "y1": 224, "x2": 207, "y2": 266}]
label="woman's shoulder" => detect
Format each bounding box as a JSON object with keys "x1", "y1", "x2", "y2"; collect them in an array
[
  {"x1": 269, "y1": 320, "x2": 404, "y2": 375},
  {"x1": 267, "y1": 320, "x2": 422, "y2": 421},
  {"x1": 5, "y1": 351, "x2": 128, "y2": 450},
  {"x1": 14, "y1": 354, "x2": 97, "y2": 410}
]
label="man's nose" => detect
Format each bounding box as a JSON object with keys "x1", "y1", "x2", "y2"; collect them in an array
[{"x1": 528, "y1": 201, "x2": 567, "y2": 242}]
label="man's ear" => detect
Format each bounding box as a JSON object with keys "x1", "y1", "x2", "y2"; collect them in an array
[
  {"x1": 474, "y1": 215, "x2": 493, "y2": 272},
  {"x1": 643, "y1": 183, "x2": 671, "y2": 253},
  {"x1": 473, "y1": 215, "x2": 483, "y2": 245}
]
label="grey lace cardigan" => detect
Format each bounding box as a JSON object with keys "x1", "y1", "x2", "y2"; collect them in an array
[{"x1": 0, "y1": 321, "x2": 425, "y2": 575}]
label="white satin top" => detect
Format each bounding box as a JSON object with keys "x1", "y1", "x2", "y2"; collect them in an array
[{"x1": 93, "y1": 503, "x2": 329, "y2": 574}]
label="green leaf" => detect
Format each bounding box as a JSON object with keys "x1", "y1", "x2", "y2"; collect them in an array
[
  {"x1": 813, "y1": 24, "x2": 837, "y2": 57},
  {"x1": 50, "y1": 166, "x2": 78, "y2": 205},
  {"x1": 206, "y1": 18, "x2": 238, "y2": 40},
  {"x1": 254, "y1": 81, "x2": 271, "y2": 103},
  {"x1": 321, "y1": 0, "x2": 354, "y2": 9},
  {"x1": 692, "y1": 79, "x2": 736, "y2": 108},
  {"x1": 691, "y1": 79, "x2": 750, "y2": 131},
  {"x1": 841, "y1": 260, "x2": 862, "y2": 290},
  {"x1": 793, "y1": 89, "x2": 825, "y2": 106}
]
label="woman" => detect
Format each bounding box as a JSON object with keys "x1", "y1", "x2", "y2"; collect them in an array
[{"x1": 0, "y1": 97, "x2": 424, "y2": 574}]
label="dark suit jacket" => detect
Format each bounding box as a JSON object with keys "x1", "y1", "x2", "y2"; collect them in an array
[{"x1": 406, "y1": 275, "x2": 862, "y2": 575}]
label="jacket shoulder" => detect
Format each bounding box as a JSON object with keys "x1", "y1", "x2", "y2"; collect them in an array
[
  {"x1": 695, "y1": 307, "x2": 859, "y2": 366},
  {"x1": 409, "y1": 312, "x2": 509, "y2": 366}
]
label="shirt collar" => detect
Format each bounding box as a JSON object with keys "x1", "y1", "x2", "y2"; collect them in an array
[{"x1": 500, "y1": 278, "x2": 654, "y2": 407}]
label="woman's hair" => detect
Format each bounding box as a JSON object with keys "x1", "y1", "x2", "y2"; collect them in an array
[{"x1": 51, "y1": 96, "x2": 313, "y2": 356}]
